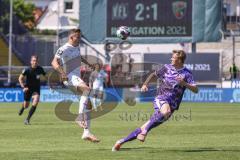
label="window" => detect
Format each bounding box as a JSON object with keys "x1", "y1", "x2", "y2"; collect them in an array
[{"x1": 64, "y1": 0, "x2": 73, "y2": 13}]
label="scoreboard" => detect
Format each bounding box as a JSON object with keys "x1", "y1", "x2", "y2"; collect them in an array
[
  {"x1": 80, "y1": 0, "x2": 222, "y2": 44},
  {"x1": 107, "y1": 0, "x2": 192, "y2": 38}
]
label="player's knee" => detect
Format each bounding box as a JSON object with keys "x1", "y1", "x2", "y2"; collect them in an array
[
  {"x1": 80, "y1": 85, "x2": 90, "y2": 92},
  {"x1": 33, "y1": 97, "x2": 39, "y2": 102},
  {"x1": 32, "y1": 98, "x2": 39, "y2": 106},
  {"x1": 160, "y1": 107, "x2": 172, "y2": 119},
  {"x1": 32, "y1": 102, "x2": 39, "y2": 106},
  {"x1": 162, "y1": 111, "x2": 171, "y2": 119}
]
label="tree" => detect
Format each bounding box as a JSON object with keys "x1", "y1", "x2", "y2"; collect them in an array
[
  {"x1": 0, "y1": 0, "x2": 10, "y2": 33},
  {"x1": 0, "y1": 0, "x2": 36, "y2": 32},
  {"x1": 13, "y1": 0, "x2": 36, "y2": 29}
]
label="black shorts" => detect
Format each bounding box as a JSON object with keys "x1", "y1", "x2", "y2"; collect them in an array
[{"x1": 24, "y1": 88, "x2": 40, "y2": 101}]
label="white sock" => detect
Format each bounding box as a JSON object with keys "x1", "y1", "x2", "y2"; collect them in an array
[
  {"x1": 79, "y1": 95, "x2": 91, "y2": 135},
  {"x1": 84, "y1": 128, "x2": 90, "y2": 135},
  {"x1": 91, "y1": 97, "x2": 97, "y2": 110}
]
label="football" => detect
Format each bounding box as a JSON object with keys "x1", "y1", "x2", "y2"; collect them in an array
[{"x1": 116, "y1": 26, "x2": 130, "y2": 40}]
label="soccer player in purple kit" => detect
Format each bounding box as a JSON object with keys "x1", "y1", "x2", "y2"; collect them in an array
[{"x1": 112, "y1": 50, "x2": 199, "y2": 151}]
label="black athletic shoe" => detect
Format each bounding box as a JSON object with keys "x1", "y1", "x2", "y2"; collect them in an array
[
  {"x1": 24, "y1": 119, "x2": 30, "y2": 125},
  {"x1": 18, "y1": 107, "x2": 24, "y2": 116}
]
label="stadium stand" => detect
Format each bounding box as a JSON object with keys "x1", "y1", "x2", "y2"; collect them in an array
[{"x1": 0, "y1": 34, "x2": 22, "y2": 66}]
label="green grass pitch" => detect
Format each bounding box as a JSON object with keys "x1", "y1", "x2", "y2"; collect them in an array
[{"x1": 0, "y1": 102, "x2": 240, "y2": 160}]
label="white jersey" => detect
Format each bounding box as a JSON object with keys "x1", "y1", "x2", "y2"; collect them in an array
[
  {"x1": 55, "y1": 43, "x2": 81, "y2": 77},
  {"x1": 90, "y1": 70, "x2": 108, "y2": 89}
]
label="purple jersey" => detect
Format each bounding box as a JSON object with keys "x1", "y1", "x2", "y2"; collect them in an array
[{"x1": 155, "y1": 64, "x2": 195, "y2": 110}]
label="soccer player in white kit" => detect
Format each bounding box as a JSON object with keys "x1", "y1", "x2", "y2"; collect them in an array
[
  {"x1": 89, "y1": 63, "x2": 108, "y2": 111},
  {"x1": 51, "y1": 29, "x2": 100, "y2": 142}
]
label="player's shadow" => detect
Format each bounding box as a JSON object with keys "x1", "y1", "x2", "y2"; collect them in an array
[
  {"x1": 116, "y1": 147, "x2": 240, "y2": 153},
  {"x1": 97, "y1": 147, "x2": 155, "y2": 152},
  {"x1": 176, "y1": 148, "x2": 240, "y2": 153},
  {"x1": 117, "y1": 147, "x2": 157, "y2": 152}
]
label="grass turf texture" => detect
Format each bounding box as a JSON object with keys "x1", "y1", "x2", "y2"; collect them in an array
[{"x1": 0, "y1": 102, "x2": 240, "y2": 160}]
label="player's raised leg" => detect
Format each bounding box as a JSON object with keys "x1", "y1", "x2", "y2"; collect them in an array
[
  {"x1": 75, "y1": 81, "x2": 100, "y2": 143},
  {"x1": 112, "y1": 128, "x2": 142, "y2": 151},
  {"x1": 112, "y1": 102, "x2": 172, "y2": 151},
  {"x1": 137, "y1": 102, "x2": 172, "y2": 142}
]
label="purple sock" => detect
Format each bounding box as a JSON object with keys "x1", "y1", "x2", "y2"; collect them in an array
[
  {"x1": 121, "y1": 128, "x2": 141, "y2": 144},
  {"x1": 142, "y1": 111, "x2": 165, "y2": 135}
]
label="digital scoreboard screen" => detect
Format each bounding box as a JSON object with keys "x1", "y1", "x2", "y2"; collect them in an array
[{"x1": 107, "y1": 0, "x2": 192, "y2": 38}]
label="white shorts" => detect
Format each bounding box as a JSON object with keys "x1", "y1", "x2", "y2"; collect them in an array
[
  {"x1": 63, "y1": 75, "x2": 85, "y2": 87},
  {"x1": 93, "y1": 85, "x2": 104, "y2": 92},
  {"x1": 153, "y1": 98, "x2": 168, "y2": 111}
]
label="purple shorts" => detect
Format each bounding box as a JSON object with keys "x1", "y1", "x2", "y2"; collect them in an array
[{"x1": 153, "y1": 98, "x2": 175, "y2": 113}]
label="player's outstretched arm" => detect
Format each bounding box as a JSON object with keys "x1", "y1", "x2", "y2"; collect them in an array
[
  {"x1": 141, "y1": 72, "x2": 156, "y2": 92},
  {"x1": 184, "y1": 83, "x2": 198, "y2": 93}
]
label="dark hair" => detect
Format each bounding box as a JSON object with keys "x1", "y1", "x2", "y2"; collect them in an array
[
  {"x1": 172, "y1": 50, "x2": 186, "y2": 63},
  {"x1": 69, "y1": 28, "x2": 81, "y2": 36}
]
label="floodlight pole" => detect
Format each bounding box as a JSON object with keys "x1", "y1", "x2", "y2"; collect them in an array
[
  {"x1": 8, "y1": 0, "x2": 13, "y2": 84},
  {"x1": 231, "y1": 30, "x2": 235, "y2": 65},
  {"x1": 56, "y1": 0, "x2": 60, "y2": 48},
  {"x1": 233, "y1": 34, "x2": 235, "y2": 65}
]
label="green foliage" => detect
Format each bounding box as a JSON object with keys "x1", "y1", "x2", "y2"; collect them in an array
[
  {"x1": 69, "y1": 18, "x2": 79, "y2": 24},
  {"x1": 31, "y1": 29, "x2": 57, "y2": 35},
  {"x1": 0, "y1": 0, "x2": 36, "y2": 32},
  {"x1": 13, "y1": 0, "x2": 35, "y2": 23},
  {"x1": 0, "y1": 0, "x2": 10, "y2": 33}
]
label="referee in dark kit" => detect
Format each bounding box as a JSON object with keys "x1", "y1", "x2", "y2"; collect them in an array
[{"x1": 18, "y1": 55, "x2": 46, "y2": 125}]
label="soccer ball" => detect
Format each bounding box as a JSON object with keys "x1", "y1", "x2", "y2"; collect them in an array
[{"x1": 116, "y1": 26, "x2": 130, "y2": 40}]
